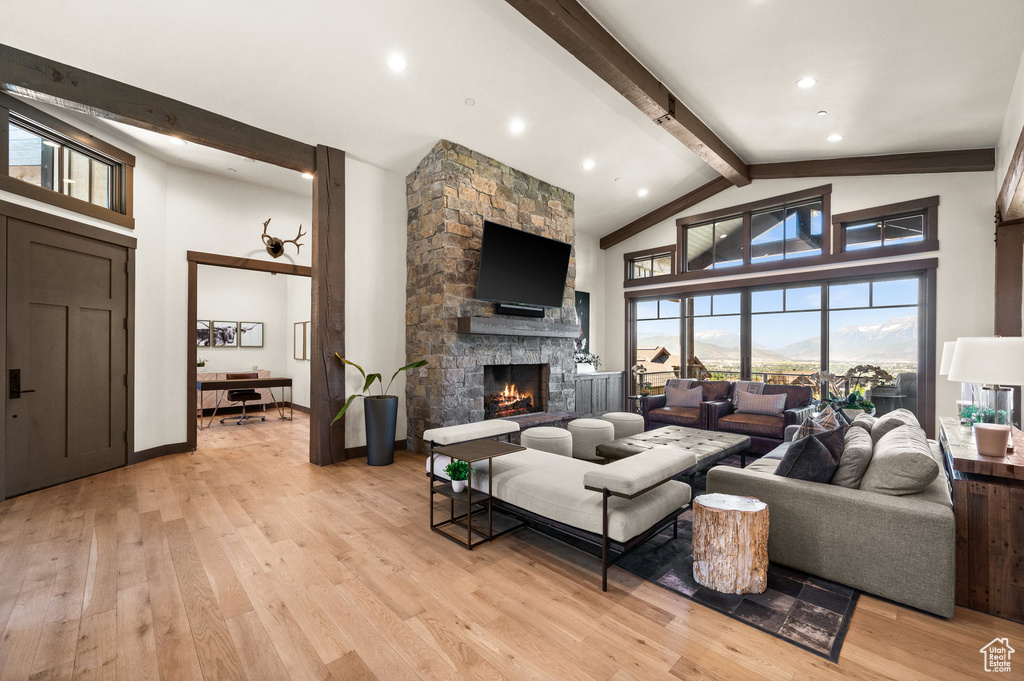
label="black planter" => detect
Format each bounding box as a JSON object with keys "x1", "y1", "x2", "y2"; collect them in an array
[{"x1": 364, "y1": 396, "x2": 398, "y2": 466}]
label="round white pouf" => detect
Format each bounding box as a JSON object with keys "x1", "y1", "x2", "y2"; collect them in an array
[
  {"x1": 601, "y1": 411, "x2": 645, "y2": 439},
  {"x1": 567, "y1": 418, "x2": 615, "y2": 462},
  {"x1": 521, "y1": 426, "x2": 573, "y2": 457}
]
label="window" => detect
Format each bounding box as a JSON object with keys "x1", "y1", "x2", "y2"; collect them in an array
[
  {"x1": 676, "y1": 185, "x2": 831, "y2": 277},
  {"x1": 834, "y1": 196, "x2": 938, "y2": 255},
  {"x1": 624, "y1": 246, "x2": 675, "y2": 281},
  {"x1": 1, "y1": 93, "x2": 135, "y2": 228},
  {"x1": 631, "y1": 269, "x2": 931, "y2": 423}
]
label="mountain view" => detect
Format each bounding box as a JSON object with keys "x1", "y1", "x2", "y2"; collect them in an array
[{"x1": 638, "y1": 315, "x2": 918, "y2": 370}]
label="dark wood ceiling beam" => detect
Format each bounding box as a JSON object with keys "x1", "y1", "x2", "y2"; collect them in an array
[
  {"x1": 599, "y1": 177, "x2": 731, "y2": 250},
  {"x1": 998, "y1": 125, "x2": 1024, "y2": 222},
  {"x1": 749, "y1": 148, "x2": 994, "y2": 180},
  {"x1": 504, "y1": 0, "x2": 750, "y2": 186},
  {"x1": 0, "y1": 43, "x2": 316, "y2": 173}
]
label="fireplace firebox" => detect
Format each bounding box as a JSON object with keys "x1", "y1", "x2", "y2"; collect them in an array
[{"x1": 483, "y1": 364, "x2": 548, "y2": 419}]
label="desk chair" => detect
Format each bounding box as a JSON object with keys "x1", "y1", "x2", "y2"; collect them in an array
[{"x1": 220, "y1": 372, "x2": 266, "y2": 426}]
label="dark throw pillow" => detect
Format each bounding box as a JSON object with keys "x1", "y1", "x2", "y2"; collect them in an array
[
  {"x1": 774, "y1": 434, "x2": 840, "y2": 483},
  {"x1": 814, "y1": 426, "x2": 848, "y2": 464}
]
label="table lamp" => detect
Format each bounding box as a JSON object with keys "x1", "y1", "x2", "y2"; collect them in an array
[
  {"x1": 940, "y1": 340, "x2": 974, "y2": 423},
  {"x1": 948, "y1": 336, "x2": 1024, "y2": 456}
]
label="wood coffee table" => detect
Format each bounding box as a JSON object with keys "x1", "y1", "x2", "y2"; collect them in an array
[{"x1": 428, "y1": 439, "x2": 525, "y2": 549}]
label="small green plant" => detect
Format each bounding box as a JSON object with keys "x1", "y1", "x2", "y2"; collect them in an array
[
  {"x1": 444, "y1": 460, "x2": 470, "y2": 481},
  {"x1": 844, "y1": 391, "x2": 874, "y2": 412}
]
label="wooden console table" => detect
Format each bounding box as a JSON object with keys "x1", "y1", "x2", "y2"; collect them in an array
[{"x1": 940, "y1": 417, "x2": 1024, "y2": 623}]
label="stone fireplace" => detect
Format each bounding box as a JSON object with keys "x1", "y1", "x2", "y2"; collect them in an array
[
  {"x1": 483, "y1": 364, "x2": 548, "y2": 419},
  {"x1": 405, "y1": 140, "x2": 576, "y2": 450}
]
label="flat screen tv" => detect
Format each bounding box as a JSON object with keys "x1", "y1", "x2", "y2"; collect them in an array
[{"x1": 475, "y1": 221, "x2": 571, "y2": 309}]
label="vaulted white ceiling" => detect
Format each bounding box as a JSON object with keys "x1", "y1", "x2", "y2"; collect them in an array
[{"x1": 3, "y1": 1, "x2": 1022, "y2": 237}]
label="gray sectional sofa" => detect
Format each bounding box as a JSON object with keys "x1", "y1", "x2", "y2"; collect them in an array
[{"x1": 707, "y1": 409, "x2": 955, "y2": 617}]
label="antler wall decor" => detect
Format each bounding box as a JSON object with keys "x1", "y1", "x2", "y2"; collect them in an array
[{"x1": 261, "y1": 218, "x2": 306, "y2": 258}]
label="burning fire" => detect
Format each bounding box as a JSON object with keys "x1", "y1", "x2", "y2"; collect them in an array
[{"x1": 487, "y1": 382, "x2": 535, "y2": 418}]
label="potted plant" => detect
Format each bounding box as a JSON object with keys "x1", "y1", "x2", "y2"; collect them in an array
[
  {"x1": 631, "y1": 363, "x2": 649, "y2": 395},
  {"x1": 197, "y1": 356, "x2": 208, "y2": 369},
  {"x1": 444, "y1": 460, "x2": 470, "y2": 493},
  {"x1": 574, "y1": 337, "x2": 600, "y2": 374},
  {"x1": 841, "y1": 390, "x2": 875, "y2": 421},
  {"x1": 333, "y1": 354, "x2": 428, "y2": 466}
]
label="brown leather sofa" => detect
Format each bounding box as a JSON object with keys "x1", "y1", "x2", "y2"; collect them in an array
[
  {"x1": 706, "y1": 384, "x2": 815, "y2": 454},
  {"x1": 641, "y1": 378, "x2": 730, "y2": 430}
]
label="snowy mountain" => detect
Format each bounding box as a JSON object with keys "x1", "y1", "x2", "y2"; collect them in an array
[{"x1": 640, "y1": 316, "x2": 918, "y2": 364}]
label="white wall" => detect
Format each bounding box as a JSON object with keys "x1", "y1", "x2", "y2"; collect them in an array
[
  {"x1": 0, "y1": 104, "x2": 407, "y2": 451},
  {"x1": 197, "y1": 266, "x2": 289, "y2": 374},
  {"x1": 600, "y1": 172, "x2": 997, "y2": 429},
  {"x1": 343, "y1": 158, "x2": 409, "y2": 445},
  {"x1": 997, "y1": 47, "x2": 1024, "y2": 198},
  {"x1": 574, "y1": 232, "x2": 606, "y2": 366},
  {"x1": 286, "y1": 275, "x2": 312, "y2": 408}
]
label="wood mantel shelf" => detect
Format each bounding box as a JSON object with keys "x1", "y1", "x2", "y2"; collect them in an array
[{"x1": 456, "y1": 316, "x2": 579, "y2": 338}]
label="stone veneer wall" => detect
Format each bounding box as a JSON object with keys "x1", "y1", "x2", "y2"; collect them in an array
[{"x1": 406, "y1": 140, "x2": 576, "y2": 450}]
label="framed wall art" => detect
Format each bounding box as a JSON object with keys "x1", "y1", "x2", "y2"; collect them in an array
[
  {"x1": 212, "y1": 321, "x2": 238, "y2": 347},
  {"x1": 294, "y1": 321, "x2": 306, "y2": 360},
  {"x1": 197, "y1": 320, "x2": 211, "y2": 347},
  {"x1": 239, "y1": 321, "x2": 264, "y2": 347}
]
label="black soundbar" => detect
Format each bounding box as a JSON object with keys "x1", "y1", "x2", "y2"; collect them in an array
[{"x1": 495, "y1": 303, "x2": 545, "y2": 318}]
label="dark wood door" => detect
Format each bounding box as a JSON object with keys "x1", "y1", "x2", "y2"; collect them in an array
[{"x1": 6, "y1": 218, "x2": 128, "y2": 496}]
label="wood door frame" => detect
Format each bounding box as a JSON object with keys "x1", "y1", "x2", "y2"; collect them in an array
[
  {"x1": 0, "y1": 198, "x2": 136, "y2": 499},
  {"x1": 186, "y1": 251, "x2": 312, "y2": 451},
  {"x1": 1, "y1": 44, "x2": 347, "y2": 465}
]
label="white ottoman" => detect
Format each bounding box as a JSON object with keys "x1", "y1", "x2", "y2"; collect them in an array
[
  {"x1": 601, "y1": 411, "x2": 645, "y2": 439},
  {"x1": 567, "y1": 418, "x2": 615, "y2": 462},
  {"x1": 521, "y1": 427, "x2": 573, "y2": 457}
]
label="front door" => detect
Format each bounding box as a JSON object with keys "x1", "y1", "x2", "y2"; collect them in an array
[{"x1": 5, "y1": 218, "x2": 128, "y2": 497}]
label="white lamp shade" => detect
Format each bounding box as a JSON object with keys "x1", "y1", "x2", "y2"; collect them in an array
[
  {"x1": 947, "y1": 337, "x2": 1024, "y2": 385},
  {"x1": 939, "y1": 341, "x2": 957, "y2": 376}
]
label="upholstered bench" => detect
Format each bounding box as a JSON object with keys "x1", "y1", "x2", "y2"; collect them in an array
[{"x1": 425, "y1": 421, "x2": 696, "y2": 590}]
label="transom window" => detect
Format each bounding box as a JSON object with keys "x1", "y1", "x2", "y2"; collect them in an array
[
  {"x1": 835, "y1": 197, "x2": 938, "y2": 254},
  {"x1": 676, "y1": 185, "x2": 831, "y2": 278},
  {"x1": 1, "y1": 93, "x2": 135, "y2": 228},
  {"x1": 8, "y1": 117, "x2": 119, "y2": 210},
  {"x1": 624, "y1": 245, "x2": 676, "y2": 281}
]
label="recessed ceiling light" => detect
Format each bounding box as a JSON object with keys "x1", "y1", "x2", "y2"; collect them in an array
[
  {"x1": 301, "y1": 172, "x2": 314, "y2": 179},
  {"x1": 386, "y1": 54, "x2": 408, "y2": 73},
  {"x1": 796, "y1": 76, "x2": 817, "y2": 89},
  {"x1": 227, "y1": 168, "x2": 237, "y2": 173},
  {"x1": 465, "y1": 98, "x2": 476, "y2": 107},
  {"x1": 827, "y1": 133, "x2": 844, "y2": 142},
  {"x1": 509, "y1": 118, "x2": 526, "y2": 135},
  {"x1": 637, "y1": 188, "x2": 649, "y2": 198},
  {"x1": 581, "y1": 158, "x2": 595, "y2": 171},
  {"x1": 243, "y1": 157, "x2": 256, "y2": 163},
  {"x1": 817, "y1": 110, "x2": 828, "y2": 116},
  {"x1": 168, "y1": 137, "x2": 187, "y2": 146},
  {"x1": 719, "y1": 234, "x2": 727, "y2": 239}
]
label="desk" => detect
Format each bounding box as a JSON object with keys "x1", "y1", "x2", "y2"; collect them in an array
[
  {"x1": 940, "y1": 417, "x2": 1024, "y2": 623},
  {"x1": 196, "y1": 377, "x2": 293, "y2": 429}
]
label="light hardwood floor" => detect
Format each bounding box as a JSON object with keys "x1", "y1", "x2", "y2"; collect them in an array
[{"x1": 1, "y1": 413, "x2": 1021, "y2": 681}]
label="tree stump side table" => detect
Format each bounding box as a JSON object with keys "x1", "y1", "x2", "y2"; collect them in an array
[{"x1": 692, "y1": 493, "x2": 769, "y2": 594}]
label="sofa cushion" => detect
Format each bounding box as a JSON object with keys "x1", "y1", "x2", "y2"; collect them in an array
[
  {"x1": 832, "y1": 427, "x2": 873, "y2": 489},
  {"x1": 814, "y1": 427, "x2": 847, "y2": 464},
  {"x1": 647, "y1": 406, "x2": 700, "y2": 427},
  {"x1": 731, "y1": 380, "x2": 765, "y2": 408},
  {"x1": 698, "y1": 380, "x2": 732, "y2": 402},
  {"x1": 859, "y1": 425, "x2": 939, "y2": 496},
  {"x1": 795, "y1": 404, "x2": 844, "y2": 439},
  {"x1": 775, "y1": 435, "x2": 839, "y2": 483},
  {"x1": 665, "y1": 385, "x2": 703, "y2": 408},
  {"x1": 664, "y1": 378, "x2": 696, "y2": 391},
  {"x1": 870, "y1": 408, "x2": 920, "y2": 444},
  {"x1": 736, "y1": 390, "x2": 787, "y2": 416},
  {"x1": 849, "y1": 413, "x2": 876, "y2": 434},
  {"x1": 718, "y1": 413, "x2": 785, "y2": 439}
]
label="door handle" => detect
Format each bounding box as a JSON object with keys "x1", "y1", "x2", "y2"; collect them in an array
[{"x1": 9, "y1": 369, "x2": 35, "y2": 399}]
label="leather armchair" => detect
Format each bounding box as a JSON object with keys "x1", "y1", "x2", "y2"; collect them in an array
[{"x1": 708, "y1": 385, "x2": 815, "y2": 455}]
